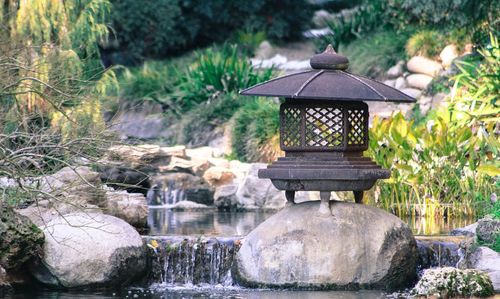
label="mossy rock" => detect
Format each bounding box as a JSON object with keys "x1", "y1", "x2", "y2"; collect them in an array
[
  {"x1": 411, "y1": 267, "x2": 494, "y2": 298},
  {"x1": 0, "y1": 204, "x2": 44, "y2": 270}
]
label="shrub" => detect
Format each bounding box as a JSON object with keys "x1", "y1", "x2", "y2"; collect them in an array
[
  {"x1": 406, "y1": 30, "x2": 443, "y2": 58},
  {"x1": 231, "y1": 98, "x2": 280, "y2": 162}
]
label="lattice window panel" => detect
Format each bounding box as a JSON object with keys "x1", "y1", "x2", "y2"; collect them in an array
[
  {"x1": 347, "y1": 109, "x2": 366, "y2": 146},
  {"x1": 305, "y1": 107, "x2": 343, "y2": 148},
  {"x1": 281, "y1": 107, "x2": 302, "y2": 147}
]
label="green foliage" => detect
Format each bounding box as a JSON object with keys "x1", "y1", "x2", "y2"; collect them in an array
[
  {"x1": 339, "y1": 28, "x2": 412, "y2": 77},
  {"x1": 231, "y1": 98, "x2": 280, "y2": 162},
  {"x1": 176, "y1": 44, "x2": 275, "y2": 112},
  {"x1": 110, "y1": 0, "x2": 313, "y2": 62},
  {"x1": 406, "y1": 30, "x2": 443, "y2": 58},
  {"x1": 450, "y1": 33, "x2": 500, "y2": 129}
]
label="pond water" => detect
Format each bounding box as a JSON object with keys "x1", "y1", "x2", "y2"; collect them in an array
[
  {"x1": 8, "y1": 287, "x2": 387, "y2": 299},
  {"x1": 148, "y1": 207, "x2": 476, "y2": 237}
]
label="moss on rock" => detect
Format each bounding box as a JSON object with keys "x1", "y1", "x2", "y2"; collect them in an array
[{"x1": 0, "y1": 204, "x2": 44, "y2": 270}]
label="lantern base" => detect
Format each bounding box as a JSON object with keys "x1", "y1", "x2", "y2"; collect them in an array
[{"x1": 258, "y1": 155, "x2": 389, "y2": 192}]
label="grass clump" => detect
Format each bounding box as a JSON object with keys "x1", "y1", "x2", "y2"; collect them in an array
[
  {"x1": 339, "y1": 28, "x2": 412, "y2": 77},
  {"x1": 406, "y1": 29, "x2": 443, "y2": 58}
]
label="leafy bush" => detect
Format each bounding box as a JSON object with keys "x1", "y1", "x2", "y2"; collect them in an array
[
  {"x1": 110, "y1": 0, "x2": 313, "y2": 62},
  {"x1": 176, "y1": 44, "x2": 275, "y2": 112},
  {"x1": 231, "y1": 98, "x2": 281, "y2": 162},
  {"x1": 406, "y1": 30, "x2": 443, "y2": 58}
]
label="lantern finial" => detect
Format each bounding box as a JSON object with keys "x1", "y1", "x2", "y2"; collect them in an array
[{"x1": 310, "y1": 44, "x2": 349, "y2": 70}]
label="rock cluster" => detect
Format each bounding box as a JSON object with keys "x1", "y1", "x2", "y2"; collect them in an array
[{"x1": 383, "y1": 43, "x2": 469, "y2": 115}]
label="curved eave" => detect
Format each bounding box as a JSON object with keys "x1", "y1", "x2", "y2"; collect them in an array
[{"x1": 240, "y1": 70, "x2": 416, "y2": 103}]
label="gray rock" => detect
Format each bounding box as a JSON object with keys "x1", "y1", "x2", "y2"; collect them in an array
[
  {"x1": 105, "y1": 190, "x2": 148, "y2": 228},
  {"x1": 234, "y1": 201, "x2": 417, "y2": 290},
  {"x1": 407, "y1": 56, "x2": 443, "y2": 77},
  {"x1": 31, "y1": 213, "x2": 145, "y2": 288},
  {"x1": 394, "y1": 76, "x2": 407, "y2": 90},
  {"x1": 450, "y1": 222, "x2": 478, "y2": 236},
  {"x1": 386, "y1": 61, "x2": 404, "y2": 78},
  {"x1": 407, "y1": 74, "x2": 433, "y2": 90},
  {"x1": 255, "y1": 41, "x2": 274, "y2": 60},
  {"x1": 469, "y1": 246, "x2": 500, "y2": 292},
  {"x1": 214, "y1": 184, "x2": 239, "y2": 210},
  {"x1": 476, "y1": 217, "x2": 500, "y2": 244},
  {"x1": 235, "y1": 163, "x2": 285, "y2": 210}
]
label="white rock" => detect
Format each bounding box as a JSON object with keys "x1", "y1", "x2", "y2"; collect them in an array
[
  {"x1": 383, "y1": 79, "x2": 396, "y2": 87},
  {"x1": 406, "y1": 74, "x2": 433, "y2": 90},
  {"x1": 419, "y1": 96, "x2": 433, "y2": 115},
  {"x1": 234, "y1": 201, "x2": 417, "y2": 289},
  {"x1": 387, "y1": 61, "x2": 405, "y2": 78},
  {"x1": 394, "y1": 77, "x2": 407, "y2": 90},
  {"x1": 400, "y1": 88, "x2": 422, "y2": 99},
  {"x1": 31, "y1": 213, "x2": 145, "y2": 288},
  {"x1": 185, "y1": 147, "x2": 213, "y2": 159},
  {"x1": 214, "y1": 184, "x2": 239, "y2": 209},
  {"x1": 440, "y1": 44, "x2": 459, "y2": 68},
  {"x1": 407, "y1": 56, "x2": 443, "y2": 77}
]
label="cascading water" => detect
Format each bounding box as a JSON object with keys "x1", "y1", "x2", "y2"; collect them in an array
[
  {"x1": 147, "y1": 181, "x2": 187, "y2": 206},
  {"x1": 144, "y1": 236, "x2": 241, "y2": 286}
]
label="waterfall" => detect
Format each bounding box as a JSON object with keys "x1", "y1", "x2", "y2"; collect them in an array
[
  {"x1": 144, "y1": 236, "x2": 241, "y2": 286},
  {"x1": 146, "y1": 181, "x2": 186, "y2": 206}
]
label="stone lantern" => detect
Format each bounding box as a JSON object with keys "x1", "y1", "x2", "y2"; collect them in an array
[{"x1": 240, "y1": 45, "x2": 415, "y2": 216}]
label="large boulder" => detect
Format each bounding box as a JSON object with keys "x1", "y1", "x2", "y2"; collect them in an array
[
  {"x1": 203, "y1": 166, "x2": 235, "y2": 187},
  {"x1": 0, "y1": 205, "x2": 44, "y2": 270},
  {"x1": 234, "y1": 201, "x2": 418, "y2": 290},
  {"x1": 31, "y1": 213, "x2": 145, "y2": 288},
  {"x1": 105, "y1": 190, "x2": 148, "y2": 228},
  {"x1": 440, "y1": 44, "x2": 459, "y2": 68},
  {"x1": 407, "y1": 56, "x2": 443, "y2": 77},
  {"x1": 386, "y1": 61, "x2": 404, "y2": 78},
  {"x1": 411, "y1": 267, "x2": 494, "y2": 298}
]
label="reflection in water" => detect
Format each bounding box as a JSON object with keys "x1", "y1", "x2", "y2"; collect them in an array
[
  {"x1": 148, "y1": 208, "x2": 475, "y2": 237},
  {"x1": 147, "y1": 209, "x2": 274, "y2": 236}
]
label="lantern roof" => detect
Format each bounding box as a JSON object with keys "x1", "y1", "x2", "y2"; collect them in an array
[{"x1": 240, "y1": 45, "x2": 416, "y2": 103}]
